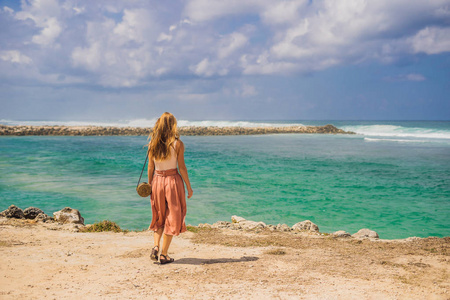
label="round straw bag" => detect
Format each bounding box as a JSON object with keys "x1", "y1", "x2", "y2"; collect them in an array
[
  {"x1": 137, "y1": 182, "x2": 151, "y2": 197},
  {"x1": 136, "y1": 150, "x2": 152, "y2": 197}
]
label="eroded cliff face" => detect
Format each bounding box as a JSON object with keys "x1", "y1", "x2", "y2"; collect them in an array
[{"x1": 0, "y1": 124, "x2": 355, "y2": 136}]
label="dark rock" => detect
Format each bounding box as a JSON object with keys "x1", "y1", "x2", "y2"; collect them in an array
[
  {"x1": 0, "y1": 205, "x2": 25, "y2": 219},
  {"x1": 23, "y1": 207, "x2": 44, "y2": 219}
]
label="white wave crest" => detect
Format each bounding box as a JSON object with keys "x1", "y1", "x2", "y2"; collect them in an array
[
  {"x1": 0, "y1": 119, "x2": 305, "y2": 128},
  {"x1": 364, "y1": 137, "x2": 431, "y2": 143},
  {"x1": 342, "y1": 125, "x2": 450, "y2": 140}
]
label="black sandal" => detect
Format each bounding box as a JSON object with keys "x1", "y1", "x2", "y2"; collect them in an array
[
  {"x1": 159, "y1": 254, "x2": 174, "y2": 265},
  {"x1": 150, "y1": 246, "x2": 159, "y2": 261}
]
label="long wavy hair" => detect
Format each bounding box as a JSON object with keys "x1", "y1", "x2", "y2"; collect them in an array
[{"x1": 148, "y1": 112, "x2": 179, "y2": 161}]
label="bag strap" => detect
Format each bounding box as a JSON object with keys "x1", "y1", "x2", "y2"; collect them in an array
[{"x1": 137, "y1": 150, "x2": 149, "y2": 188}]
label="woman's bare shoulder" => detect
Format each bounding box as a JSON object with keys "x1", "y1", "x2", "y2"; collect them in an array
[{"x1": 175, "y1": 139, "x2": 185, "y2": 152}]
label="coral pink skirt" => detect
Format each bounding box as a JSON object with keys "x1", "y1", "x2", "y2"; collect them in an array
[{"x1": 149, "y1": 168, "x2": 187, "y2": 236}]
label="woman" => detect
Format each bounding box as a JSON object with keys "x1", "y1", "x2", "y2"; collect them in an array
[{"x1": 147, "y1": 112, "x2": 193, "y2": 264}]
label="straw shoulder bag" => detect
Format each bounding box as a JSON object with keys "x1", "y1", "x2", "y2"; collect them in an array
[{"x1": 136, "y1": 150, "x2": 152, "y2": 197}]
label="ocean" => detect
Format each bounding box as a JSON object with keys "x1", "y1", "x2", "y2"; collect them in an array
[{"x1": 1, "y1": 120, "x2": 449, "y2": 239}]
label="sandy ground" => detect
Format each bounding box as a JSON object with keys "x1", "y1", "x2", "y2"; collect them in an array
[{"x1": 0, "y1": 220, "x2": 448, "y2": 299}]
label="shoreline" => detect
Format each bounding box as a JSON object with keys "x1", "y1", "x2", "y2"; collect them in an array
[
  {"x1": 0, "y1": 124, "x2": 355, "y2": 136},
  {"x1": 1, "y1": 205, "x2": 447, "y2": 241},
  {"x1": 1, "y1": 212, "x2": 448, "y2": 299}
]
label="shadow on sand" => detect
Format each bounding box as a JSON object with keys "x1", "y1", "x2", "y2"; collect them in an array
[{"x1": 171, "y1": 256, "x2": 259, "y2": 265}]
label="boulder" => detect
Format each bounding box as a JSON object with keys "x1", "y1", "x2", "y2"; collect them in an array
[
  {"x1": 292, "y1": 220, "x2": 319, "y2": 233},
  {"x1": 240, "y1": 221, "x2": 266, "y2": 230},
  {"x1": 231, "y1": 215, "x2": 246, "y2": 223},
  {"x1": 211, "y1": 221, "x2": 231, "y2": 229},
  {"x1": 35, "y1": 213, "x2": 52, "y2": 223},
  {"x1": 332, "y1": 230, "x2": 351, "y2": 238},
  {"x1": 276, "y1": 224, "x2": 291, "y2": 232},
  {"x1": 352, "y1": 228, "x2": 379, "y2": 239},
  {"x1": 0, "y1": 205, "x2": 25, "y2": 219},
  {"x1": 198, "y1": 223, "x2": 212, "y2": 229},
  {"x1": 230, "y1": 216, "x2": 266, "y2": 230},
  {"x1": 23, "y1": 207, "x2": 44, "y2": 219},
  {"x1": 53, "y1": 207, "x2": 84, "y2": 225}
]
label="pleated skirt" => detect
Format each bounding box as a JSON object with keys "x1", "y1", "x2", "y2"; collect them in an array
[{"x1": 149, "y1": 168, "x2": 187, "y2": 236}]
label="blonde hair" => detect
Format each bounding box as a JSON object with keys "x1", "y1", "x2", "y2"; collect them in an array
[{"x1": 148, "y1": 112, "x2": 179, "y2": 161}]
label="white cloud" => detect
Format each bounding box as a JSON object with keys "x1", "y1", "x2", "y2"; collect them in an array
[
  {"x1": 191, "y1": 58, "x2": 214, "y2": 77},
  {"x1": 157, "y1": 32, "x2": 172, "y2": 42},
  {"x1": 183, "y1": 0, "x2": 263, "y2": 22},
  {"x1": 3, "y1": 6, "x2": 14, "y2": 14},
  {"x1": 113, "y1": 9, "x2": 156, "y2": 45},
  {"x1": 1, "y1": 0, "x2": 449, "y2": 87},
  {"x1": 410, "y1": 27, "x2": 450, "y2": 54},
  {"x1": 218, "y1": 32, "x2": 248, "y2": 59},
  {"x1": 383, "y1": 73, "x2": 427, "y2": 82},
  {"x1": 15, "y1": 0, "x2": 62, "y2": 46},
  {"x1": 0, "y1": 50, "x2": 32, "y2": 64},
  {"x1": 31, "y1": 17, "x2": 62, "y2": 46},
  {"x1": 241, "y1": 84, "x2": 257, "y2": 97},
  {"x1": 406, "y1": 73, "x2": 426, "y2": 81},
  {"x1": 71, "y1": 42, "x2": 102, "y2": 71}
]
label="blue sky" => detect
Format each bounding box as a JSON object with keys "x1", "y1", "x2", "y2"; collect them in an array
[{"x1": 0, "y1": 0, "x2": 449, "y2": 121}]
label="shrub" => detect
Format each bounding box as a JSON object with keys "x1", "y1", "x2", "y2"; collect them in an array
[{"x1": 80, "y1": 220, "x2": 122, "y2": 233}]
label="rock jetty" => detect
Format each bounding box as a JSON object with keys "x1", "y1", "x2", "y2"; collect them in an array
[{"x1": 0, "y1": 124, "x2": 355, "y2": 136}]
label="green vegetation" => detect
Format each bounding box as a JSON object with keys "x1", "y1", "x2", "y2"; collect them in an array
[
  {"x1": 80, "y1": 220, "x2": 123, "y2": 233},
  {"x1": 186, "y1": 225, "x2": 200, "y2": 233}
]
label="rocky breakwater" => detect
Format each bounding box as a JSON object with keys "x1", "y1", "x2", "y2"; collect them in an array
[{"x1": 0, "y1": 124, "x2": 355, "y2": 136}]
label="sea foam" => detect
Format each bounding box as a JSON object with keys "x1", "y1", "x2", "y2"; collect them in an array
[
  {"x1": 342, "y1": 124, "x2": 450, "y2": 140},
  {"x1": 0, "y1": 119, "x2": 305, "y2": 128}
]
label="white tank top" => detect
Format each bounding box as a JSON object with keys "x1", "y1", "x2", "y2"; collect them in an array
[{"x1": 154, "y1": 140, "x2": 178, "y2": 171}]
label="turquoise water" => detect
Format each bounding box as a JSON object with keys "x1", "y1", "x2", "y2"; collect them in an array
[{"x1": 1, "y1": 121, "x2": 449, "y2": 239}]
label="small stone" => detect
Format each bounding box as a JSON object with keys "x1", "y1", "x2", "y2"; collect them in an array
[
  {"x1": 352, "y1": 228, "x2": 379, "y2": 239},
  {"x1": 292, "y1": 220, "x2": 319, "y2": 233},
  {"x1": 23, "y1": 207, "x2": 44, "y2": 219},
  {"x1": 332, "y1": 230, "x2": 351, "y2": 238}
]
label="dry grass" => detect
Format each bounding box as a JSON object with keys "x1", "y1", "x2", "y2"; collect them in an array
[
  {"x1": 265, "y1": 248, "x2": 287, "y2": 255},
  {"x1": 189, "y1": 227, "x2": 449, "y2": 290}
]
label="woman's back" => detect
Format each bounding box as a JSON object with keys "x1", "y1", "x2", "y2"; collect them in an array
[{"x1": 154, "y1": 140, "x2": 177, "y2": 171}]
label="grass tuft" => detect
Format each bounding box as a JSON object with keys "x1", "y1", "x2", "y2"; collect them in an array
[
  {"x1": 80, "y1": 220, "x2": 123, "y2": 233},
  {"x1": 186, "y1": 225, "x2": 200, "y2": 233}
]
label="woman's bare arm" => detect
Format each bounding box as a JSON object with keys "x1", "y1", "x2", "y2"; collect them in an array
[
  {"x1": 147, "y1": 151, "x2": 155, "y2": 184},
  {"x1": 177, "y1": 140, "x2": 193, "y2": 199}
]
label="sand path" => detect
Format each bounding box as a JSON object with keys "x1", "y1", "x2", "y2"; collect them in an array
[{"x1": 0, "y1": 222, "x2": 448, "y2": 299}]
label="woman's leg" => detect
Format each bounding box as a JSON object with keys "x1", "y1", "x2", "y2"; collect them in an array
[
  {"x1": 161, "y1": 233, "x2": 173, "y2": 256},
  {"x1": 153, "y1": 227, "x2": 163, "y2": 248}
]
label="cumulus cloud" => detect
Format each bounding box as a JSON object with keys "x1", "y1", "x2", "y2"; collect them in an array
[
  {"x1": 410, "y1": 27, "x2": 450, "y2": 54},
  {"x1": 0, "y1": 50, "x2": 32, "y2": 64},
  {"x1": 0, "y1": 0, "x2": 449, "y2": 88}
]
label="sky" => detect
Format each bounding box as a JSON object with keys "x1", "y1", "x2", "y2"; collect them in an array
[{"x1": 0, "y1": 0, "x2": 449, "y2": 121}]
